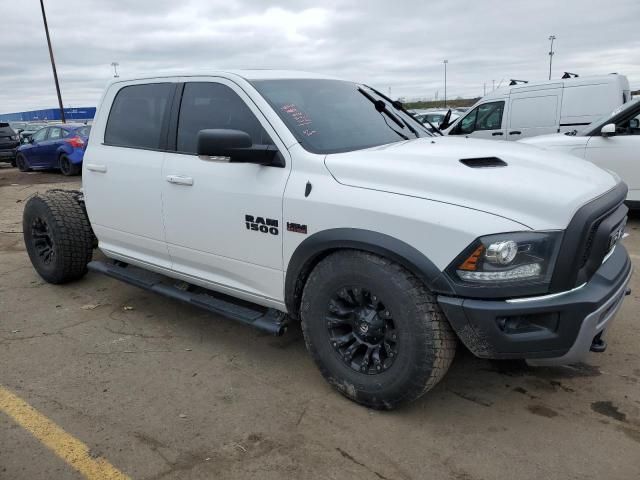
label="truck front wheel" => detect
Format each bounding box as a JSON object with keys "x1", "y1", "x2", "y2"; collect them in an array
[
  {"x1": 23, "y1": 190, "x2": 94, "y2": 284},
  {"x1": 301, "y1": 250, "x2": 457, "y2": 409}
]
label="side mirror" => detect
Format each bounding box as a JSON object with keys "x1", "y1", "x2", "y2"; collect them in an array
[
  {"x1": 601, "y1": 123, "x2": 616, "y2": 137},
  {"x1": 196, "y1": 129, "x2": 281, "y2": 166},
  {"x1": 630, "y1": 118, "x2": 639, "y2": 129}
]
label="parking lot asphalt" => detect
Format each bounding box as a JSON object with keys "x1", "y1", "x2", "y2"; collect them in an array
[{"x1": 1, "y1": 165, "x2": 639, "y2": 480}]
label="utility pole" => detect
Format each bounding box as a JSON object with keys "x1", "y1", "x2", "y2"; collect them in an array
[
  {"x1": 483, "y1": 83, "x2": 486, "y2": 96},
  {"x1": 443, "y1": 59, "x2": 448, "y2": 108},
  {"x1": 111, "y1": 62, "x2": 120, "y2": 78},
  {"x1": 39, "y1": 0, "x2": 65, "y2": 123},
  {"x1": 492, "y1": 79, "x2": 495, "y2": 91},
  {"x1": 548, "y1": 35, "x2": 556, "y2": 80}
]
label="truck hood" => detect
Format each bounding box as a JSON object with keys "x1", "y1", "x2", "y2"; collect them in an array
[
  {"x1": 520, "y1": 133, "x2": 589, "y2": 148},
  {"x1": 324, "y1": 136, "x2": 617, "y2": 230}
]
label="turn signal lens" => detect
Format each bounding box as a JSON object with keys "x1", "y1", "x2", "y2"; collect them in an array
[{"x1": 458, "y1": 244, "x2": 485, "y2": 271}]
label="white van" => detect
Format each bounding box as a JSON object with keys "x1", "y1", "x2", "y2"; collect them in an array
[{"x1": 444, "y1": 74, "x2": 631, "y2": 141}]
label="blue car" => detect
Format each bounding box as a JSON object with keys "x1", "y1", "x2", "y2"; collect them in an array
[{"x1": 15, "y1": 123, "x2": 91, "y2": 176}]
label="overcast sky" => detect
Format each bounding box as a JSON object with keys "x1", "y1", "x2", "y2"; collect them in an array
[{"x1": 2, "y1": 0, "x2": 639, "y2": 113}]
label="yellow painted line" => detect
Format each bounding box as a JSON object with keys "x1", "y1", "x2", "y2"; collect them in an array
[{"x1": 0, "y1": 385, "x2": 130, "y2": 480}]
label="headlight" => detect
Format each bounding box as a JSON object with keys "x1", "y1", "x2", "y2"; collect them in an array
[{"x1": 447, "y1": 232, "x2": 562, "y2": 287}]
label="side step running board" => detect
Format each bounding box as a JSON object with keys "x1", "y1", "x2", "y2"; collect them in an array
[{"x1": 88, "y1": 261, "x2": 287, "y2": 336}]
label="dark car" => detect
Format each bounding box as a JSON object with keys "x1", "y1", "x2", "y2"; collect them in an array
[
  {"x1": 0, "y1": 123, "x2": 20, "y2": 165},
  {"x1": 15, "y1": 124, "x2": 91, "y2": 176}
]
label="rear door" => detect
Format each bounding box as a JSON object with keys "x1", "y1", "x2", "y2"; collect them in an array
[
  {"x1": 161, "y1": 79, "x2": 291, "y2": 304},
  {"x1": 40, "y1": 127, "x2": 65, "y2": 168},
  {"x1": 507, "y1": 88, "x2": 562, "y2": 140},
  {"x1": 447, "y1": 101, "x2": 506, "y2": 139},
  {"x1": 83, "y1": 81, "x2": 176, "y2": 269}
]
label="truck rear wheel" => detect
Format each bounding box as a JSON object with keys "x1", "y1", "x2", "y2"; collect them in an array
[
  {"x1": 23, "y1": 190, "x2": 94, "y2": 284},
  {"x1": 301, "y1": 250, "x2": 457, "y2": 409}
]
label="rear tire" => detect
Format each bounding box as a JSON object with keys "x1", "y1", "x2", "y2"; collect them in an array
[
  {"x1": 15, "y1": 154, "x2": 29, "y2": 172},
  {"x1": 23, "y1": 190, "x2": 94, "y2": 284},
  {"x1": 301, "y1": 250, "x2": 457, "y2": 409},
  {"x1": 59, "y1": 155, "x2": 80, "y2": 176}
]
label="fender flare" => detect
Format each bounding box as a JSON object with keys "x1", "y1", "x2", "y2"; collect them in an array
[{"x1": 284, "y1": 228, "x2": 454, "y2": 317}]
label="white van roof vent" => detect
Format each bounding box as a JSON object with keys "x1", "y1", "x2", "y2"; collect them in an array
[{"x1": 459, "y1": 157, "x2": 507, "y2": 168}]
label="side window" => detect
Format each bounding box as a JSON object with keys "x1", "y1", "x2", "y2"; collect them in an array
[
  {"x1": 48, "y1": 127, "x2": 62, "y2": 140},
  {"x1": 176, "y1": 82, "x2": 273, "y2": 154},
  {"x1": 32, "y1": 128, "x2": 48, "y2": 142},
  {"x1": 475, "y1": 101, "x2": 505, "y2": 130},
  {"x1": 616, "y1": 112, "x2": 640, "y2": 135},
  {"x1": 510, "y1": 95, "x2": 557, "y2": 129},
  {"x1": 77, "y1": 126, "x2": 91, "y2": 137},
  {"x1": 455, "y1": 108, "x2": 478, "y2": 134},
  {"x1": 104, "y1": 83, "x2": 174, "y2": 149}
]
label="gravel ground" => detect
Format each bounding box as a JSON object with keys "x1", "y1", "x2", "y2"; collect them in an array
[{"x1": 1, "y1": 166, "x2": 639, "y2": 480}]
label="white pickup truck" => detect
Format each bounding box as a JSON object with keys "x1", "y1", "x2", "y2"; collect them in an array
[{"x1": 22, "y1": 71, "x2": 632, "y2": 409}]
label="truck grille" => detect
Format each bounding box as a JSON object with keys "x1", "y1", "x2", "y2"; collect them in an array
[{"x1": 549, "y1": 183, "x2": 628, "y2": 293}]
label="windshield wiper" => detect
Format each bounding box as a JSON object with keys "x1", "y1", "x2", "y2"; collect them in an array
[
  {"x1": 364, "y1": 85, "x2": 437, "y2": 137},
  {"x1": 357, "y1": 87, "x2": 408, "y2": 134}
]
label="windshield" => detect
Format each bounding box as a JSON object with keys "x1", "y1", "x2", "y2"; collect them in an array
[
  {"x1": 251, "y1": 79, "x2": 431, "y2": 154},
  {"x1": 581, "y1": 98, "x2": 640, "y2": 135}
]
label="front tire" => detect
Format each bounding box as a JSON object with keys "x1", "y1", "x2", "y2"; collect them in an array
[
  {"x1": 15, "y1": 153, "x2": 29, "y2": 172},
  {"x1": 301, "y1": 250, "x2": 457, "y2": 409},
  {"x1": 23, "y1": 190, "x2": 94, "y2": 284}
]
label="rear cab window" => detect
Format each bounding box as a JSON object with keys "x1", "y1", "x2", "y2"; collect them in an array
[{"x1": 104, "y1": 83, "x2": 174, "y2": 149}]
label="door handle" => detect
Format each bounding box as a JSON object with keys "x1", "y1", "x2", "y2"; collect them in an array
[
  {"x1": 492, "y1": 132, "x2": 504, "y2": 136},
  {"x1": 86, "y1": 164, "x2": 107, "y2": 173},
  {"x1": 509, "y1": 131, "x2": 522, "y2": 135},
  {"x1": 166, "y1": 175, "x2": 194, "y2": 186}
]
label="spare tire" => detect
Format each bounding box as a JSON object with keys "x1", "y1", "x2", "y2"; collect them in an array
[{"x1": 23, "y1": 190, "x2": 94, "y2": 284}]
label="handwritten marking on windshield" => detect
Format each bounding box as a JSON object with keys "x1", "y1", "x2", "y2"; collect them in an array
[{"x1": 281, "y1": 104, "x2": 314, "y2": 127}]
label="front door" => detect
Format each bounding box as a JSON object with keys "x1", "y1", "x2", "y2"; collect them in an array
[
  {"x1": 26, "y1": 127, "x2": 49, "y2": 166},
  {"x1": 447, "y1": 100, "x2": 506, "y2": 139},
  {"x1": 161, "y1": 80, "x2": 291, "y2": 305},
  {"x1": 585, "y1": 108, "x2": 640, "y2": 202}
]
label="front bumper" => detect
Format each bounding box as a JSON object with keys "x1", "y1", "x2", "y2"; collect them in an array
[
  {"x1": 0, "y1": 147, "x2": 17, "y2": 161},
  {"x1": 438, "y1": 244, "x2": 632, "y2": 365}
]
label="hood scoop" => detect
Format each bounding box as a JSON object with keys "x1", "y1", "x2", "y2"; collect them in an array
[{"x1": 459, "y1": 157, "x2": 507, "y2": 168}]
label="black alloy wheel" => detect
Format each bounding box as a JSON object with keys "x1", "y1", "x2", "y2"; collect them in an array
[
  {"x1": 326, "y1": 286, "x2": 398, "y2": 374},
  {"x1": 31, "y1": 216, "x2": 56, "y2": 265}
]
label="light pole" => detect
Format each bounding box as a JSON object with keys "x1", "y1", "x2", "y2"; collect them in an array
[
  {"x1": 39, "y1": 0, "x2": 65, "y2": 123},
  {"x1": 111, "y1": 62, "x2": 120, "y2": 78},
  {"x1": 548, "y1": 35, "x2": 556, "y2": 80},
  {"x1": 443, "y1": 59, "x2": 448, "y2": 108}
]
